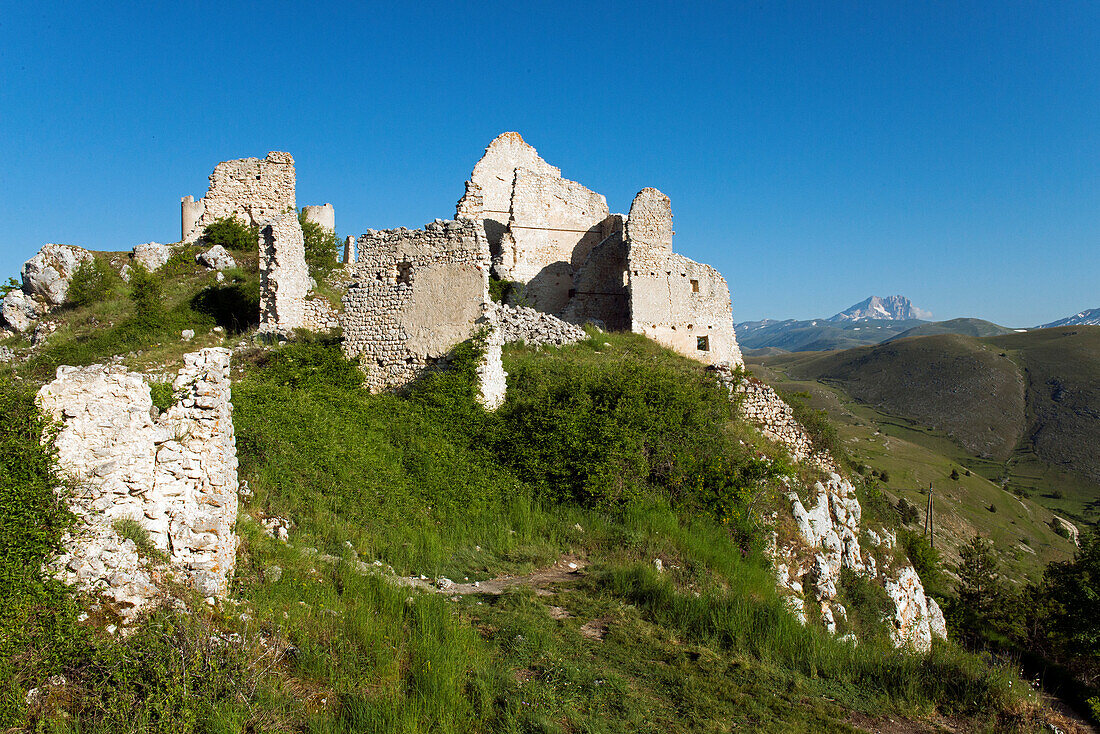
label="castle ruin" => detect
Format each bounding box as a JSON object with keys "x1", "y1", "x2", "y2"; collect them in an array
[{"x1": 177, "y1": 134, "x2": 742, "y2": 402}]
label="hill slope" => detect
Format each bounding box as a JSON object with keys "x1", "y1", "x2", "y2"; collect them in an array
[
  {"x1": 760, "y1": 327, "x2": 1100, "y2": 519},
  {"x1": 884, "y1": 318, "x2": 1016, "y2": 342}
]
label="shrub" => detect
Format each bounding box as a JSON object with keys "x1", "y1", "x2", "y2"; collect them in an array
[
  {"x1": 896, "y1": 497, "x2": 919, "y2": 525},
  {"x1": 66, "y1": 258, "x2": 116, "y2": 307},
  {"x1": 202, "y1": 217, "x2": 256, "y2": 252},
  {"x1": 127, "y1": 263, "x2": 165, "y2": 327},
  {"x1": 1, "y1": 277, "x2": 19, "y2": 296},
  {"x1": 488, "y1": 276, "x2": 527, "y2": 306},
  {"x1": 248, "y1": 334, "x2": 363, "y2": 391},
  {"x1": 950, "y1": 468, "x2": 960, "y2": 481},
  {"x1": 495, "y1": 349, "x2": 786, "y2": 529},
  {"x1": 879, "y1": 469, "x2": 891, "y2": 483},
  {"x1": 298, "y1": 210, "x2": 339, "y2": 280},
  {"x1": 781, "y1": 391, "x2": 849, "y2": 465},
  {"x1": 158, "y1": 246, "x2": 204, "y2": 279},
  {"x1": 899, "y1": 528, "x2": 946, "y2": 598},
  {"x1": 0, "y1": 377, "x2": 81, "y2": 726},
  {"x1": 149, "y1": 381, "x2": 175, "y2": 413}
]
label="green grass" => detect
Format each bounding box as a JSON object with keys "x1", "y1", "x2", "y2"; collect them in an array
[
  {"x1": 747, "y1": 357, "x2": 1078, "y2": 582},
  {"x1": 2, "y1": 303, "x2": 1057, "y2": 731},
  {"x1": 758, "y1": 327, "x2": 1100, "y2": 524}
]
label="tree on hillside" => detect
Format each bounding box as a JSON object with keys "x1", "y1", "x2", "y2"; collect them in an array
[
  {"x1": 950, "y1": 536, "x2": 1021, "y2": 645},
  {"x1": 1041, "y1": 530, "x2": 1100, "y2": 660}
]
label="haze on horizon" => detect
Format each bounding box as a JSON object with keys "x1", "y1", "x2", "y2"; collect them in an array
[{"x1": 1, "y1": 2, "x2": 1096, "y2": 327}]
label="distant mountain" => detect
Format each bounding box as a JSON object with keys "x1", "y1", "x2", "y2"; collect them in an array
[
  {"x1": 735, "y1": 318, "x2": 925, "y2": 353},
  {"x1": 1039, "y1": 308, "x2": 1100, "y2": 328},
  {"x1": 829, "y1": 295, "x2": 932, "y2": 322},
  {"x1": 883, "y1": 318, "x2": 1015, "y2": 343}
]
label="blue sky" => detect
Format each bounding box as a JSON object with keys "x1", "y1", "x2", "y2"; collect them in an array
[{"x1": 1, "y1": 1, "x2": 1096, "y2": 325}]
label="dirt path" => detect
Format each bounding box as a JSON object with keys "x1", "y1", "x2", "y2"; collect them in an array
[{"x1": 393, "y1": 556, "x2": 588, "y2": 596}]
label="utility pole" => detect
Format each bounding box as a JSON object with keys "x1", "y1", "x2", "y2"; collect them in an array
[{"x1": 924, "y1": 482, "x2": 934, "y2": 549}]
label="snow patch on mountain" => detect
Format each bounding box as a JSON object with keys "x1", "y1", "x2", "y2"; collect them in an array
[
  {"x1": 1039, "y1": 308, "x2": 1100, "y2": 328},
  {"x1": 829, "y1": 296, "x2": 931, "y2": 322}
]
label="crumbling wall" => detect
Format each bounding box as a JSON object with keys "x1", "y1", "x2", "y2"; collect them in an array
[
  {"x1": 37, "y1": 348, "x2": 239, "y2": 621},
  {"x1": 466, "y1": 132, "x2": 560, "y2": 249},
  {"x1": 561, "y1": 219, "x2": 630, "y2": 330},
  {"x1": 341, "y1": 219, "x2": 502, "y2": 402},
  {"x1": 461, "y1": 132, "x2": 618, "y2": 314},
  {"x1": 625, "y1": 189, "x2": 743, "y2": 367},
  {"x1": 258, "y1": 213, "x2": 312, "y2": 333},
  {"x1": 302, "y1": 203, "x2": 335, "y2": 232},
  {"x1": 499, "y1": 169, "x2": 611, "y2": 313},
  {"x1": 181, "y1": 152, "x2": 296, "y2": 243}
]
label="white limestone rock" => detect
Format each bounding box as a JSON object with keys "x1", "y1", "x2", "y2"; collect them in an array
[
  {"x1": 21, "y1": 244, "x2": 94, "y2": 305},
  {"x1": 2, "y1": 289, "x2": 40, "y2": 332},
  {"x1": 196, "y1": 245, "x2": 236, "y2": 271},
  {"x1": 132, "y1": 242, "x2": 173, "y2": 272}
]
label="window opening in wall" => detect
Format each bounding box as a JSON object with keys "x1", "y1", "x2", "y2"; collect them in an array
[
  {"x1": 568, "y1": 288, "x2": 576, "y2": 298},
  {"x1": 397, "y1": 261, "x2": 413, "y2": 284},
  {"x1": 690, "y1": 279, "x2": 699, "y2": 292},
  {"x1": 697, "y1": 336, "x2": 709, "y2": 352}
]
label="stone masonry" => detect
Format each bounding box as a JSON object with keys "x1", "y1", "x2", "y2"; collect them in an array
[
  {"x1": 37, "y1": 348, "x2": 239, "y2": 621},
  {"x1": 340, "y1": 219, "x2": 504, "y2": 404},
  {"x1": 458, "y1": 134, "x2": 743, "y2": 368},
  {"x1": 624, "y1": 188, "x2": 743, "y2": 367},
  {"x1": 181, "y1": 152, "x2": 297, "y2": 243},
  {"x1": 258, "y1": 212, "x2": 313, "y2": 333},
  {"x1": 301, "y1": 203, "x2": 335, "y2": 232}
]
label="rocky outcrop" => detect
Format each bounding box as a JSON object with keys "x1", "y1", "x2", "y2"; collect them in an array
[
  {"x1": 498, "y1": 304, "x2": 588, "y2": 346},
  {"x1": 37, "y1": 348, "x2": 239, "y2": 622},
  {"x1": 196, "y1": 245, "x2": 236, "y2": 271},
  {"x1": 770, "y1": 474, "x2": 947, "y2": 653},
  {"x1": 21, "y1": 244, "x2": 95, "y2": 305},
  {"x1": 132, "y1": 242, "x2": 173, "y2": 272},
  {"x1": 2, "y1": 289, "x2": 40, "y2": 332}
]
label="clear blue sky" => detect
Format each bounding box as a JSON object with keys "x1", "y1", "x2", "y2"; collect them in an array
[{"x1": 1, "y1": 1, "x2": 1097, "y2": 325}]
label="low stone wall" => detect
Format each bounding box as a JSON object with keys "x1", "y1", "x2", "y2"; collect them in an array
[
  {"x1": 37, "y1": 348, "x2": 239, "y2": 622},
  {"x1": 735, "y1": 376, "x2": 832, "y2": 471},
  {"x1": 303, "y1": 297, "x2": 340, "y2": 331},
  {"x1": 498, "y1": 304, "x2": 587, "y2": 346}
]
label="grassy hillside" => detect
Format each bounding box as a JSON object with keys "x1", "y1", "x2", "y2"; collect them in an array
[
  {"x1": 0, "y1": 250, "x2": 1084, "y2": 732},
  {"x1": 746, "y1": 357, "x2": 1078, "y2": 582},
  {"x1": 885, "y1": 318, "x2": 1016, "y2": 342},
  {"x1": 754, "y1": 326, "x2": 1100, "y2": 525}
]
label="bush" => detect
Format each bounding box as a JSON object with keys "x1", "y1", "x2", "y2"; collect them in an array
[
  {"x1": 202, "y1": 217, "x2": 256, "y2": 252},
  {"x1": 896, "y1": 497, "x2": 919, "y2": 525},
  {"x1": 298, "y1": 210, "x2": 338, "y2": 280},
  {"x1": 248, "y1": 334, "x2": 363, "y2": 391},
  {"x1": 0, "y1": 377, "x2": 81, "y2": 726},
  {"x1": 488, "y1": 276, "x2": 527, "y2": 306},
  {"x1": 781, "y1": 391, "x2": 848, "y2": 465},
  {"x1": 495, "y1": 348, "x2": 786, "y2": 529},
  {"x1": 127, "y1": 263, "x2": 164, "y2": 326},
  {"x1": 66, "y1": 258, "x2": 116, "y2": 307},
  {"x1": 899, "y1": 528, "x2": 947, "y2": 598},
  {"x1": 950, "y1": 468, "x2": 960, "y2": 481}
]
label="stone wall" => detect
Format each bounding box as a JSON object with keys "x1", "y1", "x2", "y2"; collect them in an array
[
  {"x1": 734, "y1": 376, "x2": 827, "y2": 470},
  {"x1": 341, "y1": 219, "x2": 503, "y2": 404},
  {"x1": 560, "y1": 221, "x2": 630, "y2": 331},
  {"x1": 302, "y1": 203, "x2": 335, "y2": 232},
  {"x1": 37, "y1": 348, "x2": 239, "y2": 621},
  {"x1": 258, "y1": 213, "x2": 312, "y2": 333},
  {"x1": 303, "y1": 297, "x2": 340, "y2": 331},
  {"x1": 498, "y1": 304, "x2": 588, "y2": 347},
  {"x1": 466, "y1": 132, "x2": 561, "y2": 250},
  {"x1": 625, "y1": 189, "x2": 743, "y2": 367},
  {"x1": 499, "y1": 169, "x2": 612, "y2": 313},
  {"x1": 181, "y1": 152, "x2": 296, "y2": 243}
]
